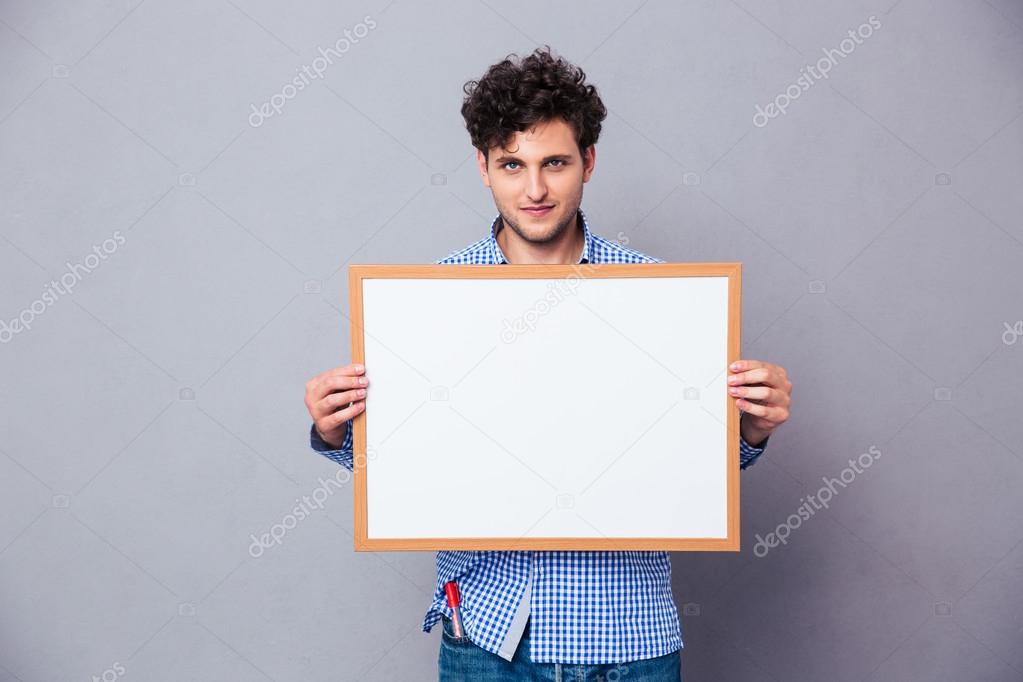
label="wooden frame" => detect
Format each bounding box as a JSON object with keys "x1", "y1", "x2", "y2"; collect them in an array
[{"x1": 348, "y1": 262, "x2": 742, "y2": 551}]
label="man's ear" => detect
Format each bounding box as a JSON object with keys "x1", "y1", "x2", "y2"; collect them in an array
[
  {"x1": 476, "y1": 149, "x2": 492, "y2": 188},
  {"x1": 581, "y1": 145, "x2": 596, "y2": 183}
]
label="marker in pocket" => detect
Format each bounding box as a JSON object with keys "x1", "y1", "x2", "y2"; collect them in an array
[{"x1": 444, "y1": 580, "x2": 464, "y2": 637}]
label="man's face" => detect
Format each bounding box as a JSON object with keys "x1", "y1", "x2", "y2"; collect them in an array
[{"x1": 476, "y1": 117, "x2": 596, "y2": 246}]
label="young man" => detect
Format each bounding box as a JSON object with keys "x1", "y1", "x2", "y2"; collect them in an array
[{"x1": 304, "y1": 46, "x2": 792, "y2": 681}]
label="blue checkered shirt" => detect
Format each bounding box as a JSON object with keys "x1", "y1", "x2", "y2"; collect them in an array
[{"x1": 310, "y1": 207, "x2": 768, "y2": 664}]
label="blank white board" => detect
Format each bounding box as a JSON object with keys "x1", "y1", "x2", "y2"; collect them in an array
[{"x1": 348, "y1": 263, "x2": 742, "y2": 551}]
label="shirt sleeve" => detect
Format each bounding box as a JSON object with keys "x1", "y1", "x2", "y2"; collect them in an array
[
  {"x1": 738, "y1": 410, "x2": 769, "y2": 469},
  {"x1": 309, "y1": 421, "x2": 354, "y2": 470}
]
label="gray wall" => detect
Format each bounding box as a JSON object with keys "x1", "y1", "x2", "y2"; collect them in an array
[{"x1": 1, "y1": 1, "x2": 1021, "y2": 680}]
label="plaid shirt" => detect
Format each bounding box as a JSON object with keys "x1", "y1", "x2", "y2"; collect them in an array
[{"x1": 310, "y1": 207, "x2": 768, "y2": 664}]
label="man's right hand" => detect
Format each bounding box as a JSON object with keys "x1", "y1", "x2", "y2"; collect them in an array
[{"x1": 304, "y1": 363, "x2": 369, "y2": 449}]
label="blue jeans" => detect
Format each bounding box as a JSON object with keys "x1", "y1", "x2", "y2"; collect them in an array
[{"x1": 438, "y1": 615, "x2": 683, "y2": 681}]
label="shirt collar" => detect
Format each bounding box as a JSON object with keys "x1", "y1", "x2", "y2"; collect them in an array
[{"x1": 489, "y1": 208, "x2": 593, "y2": 264}]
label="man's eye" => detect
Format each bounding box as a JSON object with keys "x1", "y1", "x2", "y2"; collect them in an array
[{"x1": 501, "y1": 160, "x2": 565, "y2": 170}]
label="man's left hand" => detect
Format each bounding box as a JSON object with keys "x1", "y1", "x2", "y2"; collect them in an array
[{"x1": 728, "y1": 359, "x2": 792, "y2": 448}]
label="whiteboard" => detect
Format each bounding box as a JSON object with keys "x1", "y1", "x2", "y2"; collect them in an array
[{"x1": 348, "y1": 263, "x2": 742, "y2": 551}]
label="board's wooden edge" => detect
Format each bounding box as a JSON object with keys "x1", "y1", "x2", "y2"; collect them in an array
[
  {"x1": 349, "y1": 267, "x2": 369, "y2": 551},
  {"x1": 356, "y1": 537, "x2": 739, "y2": 552},
  {"x1": 728, "y1": 262, "x2": 741, "y2": 553},
  {"x1": 348, "y1": 261, "x2": 743, "y2": 552},
  {"x1": 349, "y1": 262, "x2": 739, "y2": 279}
]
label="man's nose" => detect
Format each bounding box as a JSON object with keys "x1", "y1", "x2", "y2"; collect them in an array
[{"x1": 525, "y1": 169, "x2": 547, "y2": 200}]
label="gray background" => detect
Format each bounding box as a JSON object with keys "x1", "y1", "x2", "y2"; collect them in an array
[{"x1": 1, "y1": 0, "x2": 1021, "y2": 680}]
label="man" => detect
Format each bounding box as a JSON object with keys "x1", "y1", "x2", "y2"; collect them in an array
[{"x1": 304, "y1": 46, "x2": 792, "y2": 681}]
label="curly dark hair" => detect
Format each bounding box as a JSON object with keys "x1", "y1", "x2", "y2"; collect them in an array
[{"x1": 461, "y1": 46, "x2": 607, "y2": 161}]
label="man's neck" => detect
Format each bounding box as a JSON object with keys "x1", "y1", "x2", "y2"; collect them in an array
[{"x1": 496, "y1": 211, "x2": 585, "y2": 265}]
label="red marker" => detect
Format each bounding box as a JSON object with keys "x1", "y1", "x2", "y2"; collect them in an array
[{"x1": 444, "y1": 580, "x2": 465, "y2": 638}]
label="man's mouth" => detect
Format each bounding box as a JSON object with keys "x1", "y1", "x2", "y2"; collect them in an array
[{"x1": 521, "y1": 205, "x2": 553, "y2": 217}]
